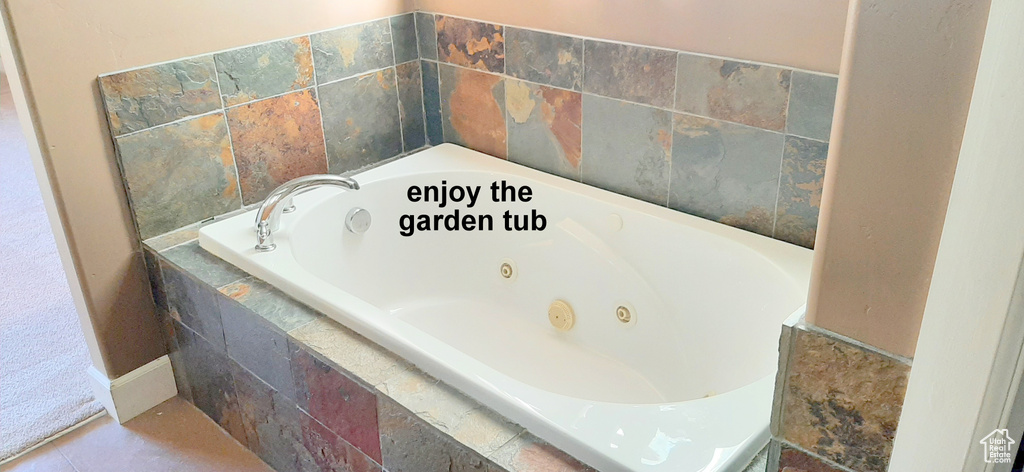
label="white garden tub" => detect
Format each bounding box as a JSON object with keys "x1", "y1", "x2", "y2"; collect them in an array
[{"x1": 199, "y1": 143, "x2": 812, "y2": 472}]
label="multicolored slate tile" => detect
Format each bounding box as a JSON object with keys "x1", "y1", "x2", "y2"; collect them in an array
[
  {"x1": 421, "y1": 60, "x2": 444, "y2": 144},
  {"x1": 160, "y1": 258, "x2": 226, "y2": 352},
  {"x1": 390, "y1": 13, "x2": 418, "y2": 64},
  {"x1": 231, "y1": 362, "x2": 307, "y2": 472},
  {"x1": 288, "y1": 318, "x2": 411, "y2": 388},
  {"x1": 787, "y1": 72, "x2": 838, "y2": 142},
  {"x1": 219, "y1": 276, "x2": 319, "y2": 333},
  {"x1": 489, "y1": 432, "x2": 595, "y2": 472},
  {"x1": 115, "y1": 113, "x2": 240, "y2": 239},
  {"x1": 505, "y1": 28, "x2": 582, "y2": 91},
  {"x1": 99, "y1": 57, "x2": 220, "y2": 136},
  {"x1": 669, "y1": 114, "x2": 784, "y2": 237},
  {"x1": 582, "y1": 40, "x2": 676, "y2": 108},
  {"x1": 214, "y1": 36, "x2": 314, "y2": 106},
  {"x1": 675, "y1": 54, "x2": 791, "y2": 131},
  {"x1": 291, "y1": 343, "x2": 382, "y2": 462},
  {"x1": 780, "y1": 328, "x2": 910, "y2": 472},
  {"x1": 299, "y1": 411, "x2": 383, "y2": 472},
  {"x1": 175, "y1": 321, "x2": 247, "y2": 445},
  {"x1": 415, "y1": 12, "x2": 439, "y2": 61},
  {"x1": 311, "y1": 19, "x2": 395, "y2": 84},
  {"x1": 580, "y1": 94, "x2": 671, "y2": 205},
  {"x1": 377, "y1": 398, "x2": 501, "y2": 472},
  {"x1": 318, "y1": 68, "x2": 403, "y2": 173},
  {"x1": 396, "y1": 61, "x2": 426, "y2": 151},
  {"x1": 379, "y1": 368, "x2": 521, "y2": 458},
  {"x1": 225, "y1": 89, "x2": 328, "y2": 205},
  {"x1": 775, "y1": 136, "x2": 828, "y2": 248},
  {"x1": 220, "y1": 295, "x2": 296, "y2": 400},
  {"x1": 439, "y1": 64, "x2": 507, "y2": 158},
  {"x1": 505, "y1": 79, "x2": 581, "y2": 180},
  {"x1": 436, "y1": 16, "x2": 504, "y2": 73}
]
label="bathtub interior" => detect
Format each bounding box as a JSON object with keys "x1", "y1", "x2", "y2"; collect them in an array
[{"x1": 283, "y1": 163, "x2": 808, "y2": 405}]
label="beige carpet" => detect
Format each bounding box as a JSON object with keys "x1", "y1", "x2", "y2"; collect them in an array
[{"x1": 0, "y1": 74, "x2": 102, "y2": 460}]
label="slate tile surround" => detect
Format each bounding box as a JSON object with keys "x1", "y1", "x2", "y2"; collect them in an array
[
  {"x1": 99, "y1": 13, "x2": 425, "y2": 240},
  {"x1": 146, "y1": 236, "x2": 597, "y2": 472},
  {"x1": 103, "y1": 11, "x2": 835, "y2": 249},
  {"x1": 418, "y1": 12, "x2": 838, "y2": 249}
]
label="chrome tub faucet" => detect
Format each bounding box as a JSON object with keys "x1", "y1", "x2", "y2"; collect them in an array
[{"x1": 254, "y1": 174, "x2": 359, "y2": 252}]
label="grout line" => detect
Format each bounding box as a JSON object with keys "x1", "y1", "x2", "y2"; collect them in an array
[
  {"x1": 771, "y1": 140, "x2": 786, "y2": 238},
  {"x1": 772, "y1": 80, "x2": 797, "y2": 236},
  {"x1": 417, "y1": 10, "x2": 839, "y2": 78},
  {"x1": 435, "y1": 60, "x2": 445, "y2": 143},
  {"x1": 786, "y1": 131, "x2": 830, "y2": 144},
  {"x1": 774, "y1": 439, "x2": 860, "y2": 472},
  {"x1": 308, "y1": 34, "x2": 332, "y2": 174},
  {"x1": 212, "y1": 69, "x2": 245, "y2": 208},
  {"x1": 316, "y1": 63, "x2": 398, "y2": 89},
  {"x1": 578, "y1": 41, "x2": 586, "y2": 182},
  {"x1": 223, "y1": 84, "x2": 316, "y2": 110},
  {"x1": 112, "y1": 108, "x2": 223, "y2": 139},
  {"x1": 388, "y1": 20, "x2": 408, "y2": 154},
  {"x1": 417, "y1": 61, "x2": 430, "y2": 145},
  {"x1": 664, "y1": 114, "x2": 674, "y2": 208},
  {"x1": 413, "y1": 11, "x2": 422, "y2": 59}
]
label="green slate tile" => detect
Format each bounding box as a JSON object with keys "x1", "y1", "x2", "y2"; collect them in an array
[
  {"x1": 668, "y1": 114, "x2": 784, "y2": 237},
  {"x1": 115, "y1": 113, "x2": 241, "y2": 238},
  {"x1": 318, "y1": 68, "x2": 403, "y2": 173},
  {"x1": 311, "y1": 19, "x2": 395, "y2": 84},
  {"x1": 214, "y1": 36, "x2": 314, "y2": 106}
]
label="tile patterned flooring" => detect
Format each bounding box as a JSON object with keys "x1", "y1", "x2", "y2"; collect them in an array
[{"x1": 1, "y1": 398, "x2": 270, "y2": 472}]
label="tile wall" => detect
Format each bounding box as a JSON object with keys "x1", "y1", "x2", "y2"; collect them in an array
[
  {"x1": 99, "y1": 15, "x2": 425, "y2": 239},
  {"x1": 416, "y1": 12, "x2": 838, "y2": 248},
  {"x1": 102, "y1": 11, "x2": 836, "y2": 248}
]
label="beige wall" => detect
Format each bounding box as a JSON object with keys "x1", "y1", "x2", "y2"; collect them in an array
[
  {"x1": 415, "y1": 0, "x2": 848, "y2": 73},
  {"x1": 1, "y1": 0, "x2": 411, "y2": 377},
  {"x1": 806, "y1": 0, "x2": 990, "y2": 358}
]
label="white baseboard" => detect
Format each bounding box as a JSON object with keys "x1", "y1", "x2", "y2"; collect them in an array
[{"x1": 88, "y1": 355, "x2": 177, "y2": 424}]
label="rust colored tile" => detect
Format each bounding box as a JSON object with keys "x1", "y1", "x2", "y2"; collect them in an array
[
  {"x1": 780, "y1": 328, "x2": 910, "y2": 472},
  {"x1": 226, "y1": 89, "x2": 328, "y2": 205},
  {"x1": 436, "y1": 16, "x2": 504, "y2": 72},
  {"x1": 675, "y1": 54, "x2": 791, "y2": 131},
  {"x1": 506, "y1": 79, "x2": 582, "y2": 180},
  {"x1": 99, "y1": 57, "x2": 220, "y2": 136},
  {"x1": 439, "y1": 64, "x2": 506, "y2": 158}
]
